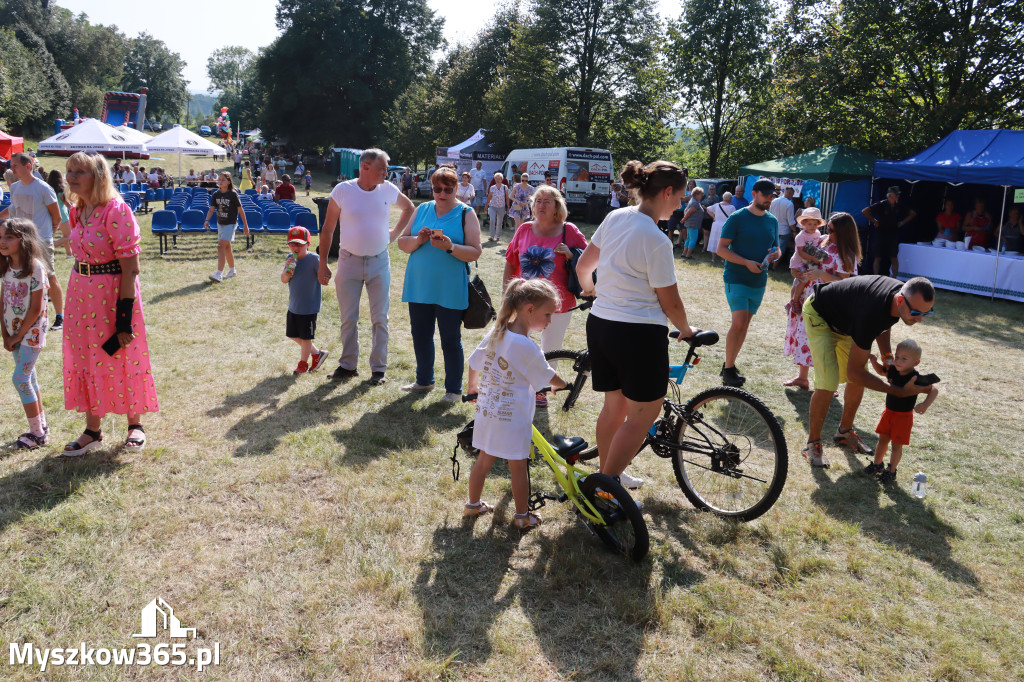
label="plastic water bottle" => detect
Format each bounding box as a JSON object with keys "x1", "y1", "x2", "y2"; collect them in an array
[
  {"x1": 912, "y1": 472, "x2": 927, "y2": 498},
  {"x1": 285, "y1": 253, "x2": 297, "y2": 275},
  {"x1": 759, "y1": 249, "x2": 774, "y2": 270}
]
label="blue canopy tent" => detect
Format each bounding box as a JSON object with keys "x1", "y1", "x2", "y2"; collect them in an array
[{"x1": 874, "y1": 130, "x2": 1024, "y2": 301}]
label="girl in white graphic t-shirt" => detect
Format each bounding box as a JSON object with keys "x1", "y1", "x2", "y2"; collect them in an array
[{"x1": 464, "y1": 278, "x2": 567, "y2": 530}]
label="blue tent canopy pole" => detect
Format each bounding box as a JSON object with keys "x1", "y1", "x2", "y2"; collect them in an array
[{"x1": 991, "y1": 186, "x2": 1008, "y2": 301}]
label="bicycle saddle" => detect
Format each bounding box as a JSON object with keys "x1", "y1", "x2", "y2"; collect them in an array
[
  {"x1": 688, "y1": 330, "x2": 720, "y2": 347},
  {"x1": 551, "y1": 435, "x2": 588, "y2": 459}
]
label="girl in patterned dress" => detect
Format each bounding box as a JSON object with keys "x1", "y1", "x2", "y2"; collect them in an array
[
  {"x1": 62, "y1": 152, "x2": 159, "y2": 456},
  {"x1": 0, "y1": 218, "x2": 50, "y2": 449}
]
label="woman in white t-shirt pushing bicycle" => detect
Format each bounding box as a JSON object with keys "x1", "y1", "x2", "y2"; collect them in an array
[{"x1": 574, "y1": 160, "x2": 702, "y2": 491}]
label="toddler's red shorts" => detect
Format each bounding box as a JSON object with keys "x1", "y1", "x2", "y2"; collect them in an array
[{"x1": 875, "y1": 408, "x2": 913, "y2": 446}]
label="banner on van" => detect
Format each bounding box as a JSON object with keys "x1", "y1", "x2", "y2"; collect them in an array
[{"x1": 566, "y1": 150, "x2": 612, "y2": 162}]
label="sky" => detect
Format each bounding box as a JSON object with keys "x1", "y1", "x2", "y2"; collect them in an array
[{"x1": 55, "y1": 0, "x2": 682, "y2": 93}]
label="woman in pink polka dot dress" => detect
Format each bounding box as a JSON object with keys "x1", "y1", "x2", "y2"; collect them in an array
[{"x1": 62, "y1": 152, "x2": 158, "y2": 456}]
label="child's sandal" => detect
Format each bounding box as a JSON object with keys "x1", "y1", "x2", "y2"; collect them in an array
[
  {"x1": 512, "y1": 512, "x2": 542, "y2": 530},
  {"x1": 14, "y1": 432, "x2": 48, "y2": 450},
  {"x1": 63, "y1": 429, "x2": 103, "y2": 457},
  {"x1": 463, "y1": 501, "x2": 493, "y2": 518},
  {"x1": 125, "y1": 424, "x2": 146, "y2": 452}
]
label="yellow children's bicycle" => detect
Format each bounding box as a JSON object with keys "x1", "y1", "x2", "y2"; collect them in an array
[{"x1": 454, "y1": 394, "x2": 649, "y2": 562}]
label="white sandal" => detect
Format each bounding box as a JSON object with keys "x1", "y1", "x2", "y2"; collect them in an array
[
  {"x1": 63, "y1": 429, "x2": 103, "y2": 457},
  {"x1": 463, "y1": 501, "x2": 493, "y2": 518}
]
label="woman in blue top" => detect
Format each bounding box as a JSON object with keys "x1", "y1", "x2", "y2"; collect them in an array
[{"x1": 397, "y1": 166, "x2": 483, "y2": 401}]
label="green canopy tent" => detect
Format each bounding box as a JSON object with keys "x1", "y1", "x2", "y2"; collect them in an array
[{"x1": 739, "y1": 144, "x2": 876, "y2": 219}]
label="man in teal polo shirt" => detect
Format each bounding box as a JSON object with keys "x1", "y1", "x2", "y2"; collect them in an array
[{"x1": 715, "y1": 178, "x2": 781, "y2": 387}]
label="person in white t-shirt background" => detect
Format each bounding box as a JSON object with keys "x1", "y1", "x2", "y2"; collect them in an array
[
  {"x1": 318, "y1": 148, "x2": 415, "y2": 385},
  {"x1": 468, "y1": 161, "x2": 489, "y2": 222},
  {"x1": 575, "y1": 160, "x2": 702, "y2": 492},
  {"x1": 463, "y1": 278, "x2": 568, "y2": 530}
]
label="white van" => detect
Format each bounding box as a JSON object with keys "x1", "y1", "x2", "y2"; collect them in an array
[{"x1": 500, "y1": 147, "x2": 614, "y2": 212}]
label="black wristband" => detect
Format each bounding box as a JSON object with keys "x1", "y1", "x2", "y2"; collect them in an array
[{"x1": 116, "y1": 298, "x2": 135, "y2": 335}]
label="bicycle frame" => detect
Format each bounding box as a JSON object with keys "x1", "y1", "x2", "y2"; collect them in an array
[{"x1": 529, "y1": 425, "x2": 607, "y2": 525}]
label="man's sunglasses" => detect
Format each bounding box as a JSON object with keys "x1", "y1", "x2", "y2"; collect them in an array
[
  {"x1": 432, "y1": 185, "x2": 454, "y2": 195},
  {"x1": 901, "y1": 296, "x2": 935, "y2": 316}
]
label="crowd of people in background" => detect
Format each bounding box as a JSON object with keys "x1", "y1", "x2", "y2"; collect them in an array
[{"x1": 9, "y1": 140, "x2": 1019, "y2": 502}]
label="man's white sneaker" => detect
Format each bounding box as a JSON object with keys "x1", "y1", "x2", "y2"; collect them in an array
[
  {"x1": 618, "y1": 471, "x2": 645, "y2": 490},
  {"x1": 209, "y1": 271, "x2": 223, "y2": 282},
  {"x1": 224, "y1": 268, "x2": 237, "y2": 279}
]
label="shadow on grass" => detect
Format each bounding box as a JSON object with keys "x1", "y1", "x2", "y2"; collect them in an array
[
  {"x1": 146, "y1": 281, "x2": 213, "y2": 305},
  {"x1": 0, "y1": 451, "x2": 126, "y2": 535},
  {"x1": 332, "y1": 393, "x2": 465, "y2": 470},
  {"x1": 212, "y1": 375, "x2": 372, "y2": 456},
  {"x1": 516, "y1": 521, "x2": 654, "y2": 681},
  {"x1": 784, "y1": 389, "x2": 863, "y2": 445},
  {"x1": 414, "y1": 489, "x2": 661, "y2": 680},
  {"x1": 809, "y1": 452, "x2": 978, "y2": 587},
  {"x1": 413, "y1": 491, "x2": 519, "y2": 666}
]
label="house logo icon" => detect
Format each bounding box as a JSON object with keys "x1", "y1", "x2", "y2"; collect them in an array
[{"x1": 132, "y1": 597, "x2": 197, "y2": 639}]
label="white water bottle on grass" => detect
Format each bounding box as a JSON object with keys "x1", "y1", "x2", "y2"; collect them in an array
[{"x1": 912, "y1": 472, "x2": 927, "y2": 498}]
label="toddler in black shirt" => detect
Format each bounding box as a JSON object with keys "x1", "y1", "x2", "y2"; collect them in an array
[{"x1": 865, "y1": 339, "x2": 939, "y2": 484}]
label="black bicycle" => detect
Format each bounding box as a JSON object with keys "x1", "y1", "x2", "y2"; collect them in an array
[{"x1": 540, "y1": 328, "x2": 788, "y2": 521}]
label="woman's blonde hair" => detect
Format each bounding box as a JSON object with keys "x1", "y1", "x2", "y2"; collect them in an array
[
  {"x1": 487, "y1": 278, "x2": 559, "y2": 349},
  {"x1": 65, "y1": 152, "x2": 117, "y2": 210},
  {"x1": 530, "y1": 184, "x2": 568, "y2": 223}
]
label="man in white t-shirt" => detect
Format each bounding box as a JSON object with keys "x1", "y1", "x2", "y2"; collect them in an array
[
  {"x1": 120, "y1": 167, "x2": 136, "y2": 185},
  {"x1": 318, "y1": 148, "x2": 415, "y2": 384},
  {"x1": 233, "y1": 150, "x2": 243, "y2": 177},
  {"x1": 469, "y1": 161, "x2": 488, "y2": 218},
  {"x1": 0, "y1": 152, "x2": 65, "y2": 329},
  {"x1": 768, "y1": 186, "x2": 796, "y2": 270}
]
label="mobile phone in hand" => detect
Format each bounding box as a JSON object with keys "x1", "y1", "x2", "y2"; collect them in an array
[
  {"x1": 431, "y1": 229, "x2": 443, "y2": 239},
  {"x1": 102, "y1": 334, "x2": 121, "y2": 357}
]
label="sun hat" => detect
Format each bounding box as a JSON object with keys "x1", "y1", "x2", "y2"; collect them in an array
[
  {"x1": 797, "y1": 207, "x2": 826, "y2": 227},
  {"x1": 287, "y1": 226, "x2": 311, "y2": 244}
]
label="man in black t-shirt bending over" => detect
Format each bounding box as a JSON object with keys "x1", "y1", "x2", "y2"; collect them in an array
[{"x1": 800, "y1": 275, "x2": 936, "y2": 467}]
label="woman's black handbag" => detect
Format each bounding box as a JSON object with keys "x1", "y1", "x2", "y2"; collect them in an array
[
  {"x1": 462, "y1": 207, "x2": 497, "y2": 329},
  {"x1": 563, "y1": 224, "x2": 591, "y2": 298}
]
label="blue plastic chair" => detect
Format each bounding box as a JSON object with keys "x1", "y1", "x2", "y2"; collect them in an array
[
  {"x1": 244, "y1": 189, "x2": 257, "y2": 197},
  {"x1": 119, "y1": 183, "x2": 130, "y2": 194},
  {"x1": 151, "y1": 210, "x2": 178, "y2": 254},
  {"x1": 294, "y1": 212, "x2": 319, "y2": 234},
  {"x1": 168, "y1": 204, "x2": 188, "y2": 223},
  {"x1": 180, "y1": 209, "x2": 207, "y2": 233},
  {"x1": 130, "y1": 183, "x2": 143, "y2": 192},
  {"x1": 264, "y1": 212, "x2": 291, "y2": 233}
]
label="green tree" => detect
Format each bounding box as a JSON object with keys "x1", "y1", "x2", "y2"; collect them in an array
[
  {"x1": 667, "y1": 0, "x2": 773, "y2": 176},
  {"x1": 259, "y1": 0, "x2": 443, "y2": 149},
  {"x1": 0, "y1": 26, "x2": 58, "y2": 131},
  {"x1": 207, "y1": 46, "x2": 255, "y2": 95},
  {"x1": 47, "y1": 7, "x2": 126, "y2": 117},
  {"x1": 774, "y1": 0, "x2": 1024, "y2": 159},
  {"x1": 120, "y1": 32, "x2": 189, "y2": 120},
  {"x1": 531, "y1": 0, "x2": 663, "y2": 147}
]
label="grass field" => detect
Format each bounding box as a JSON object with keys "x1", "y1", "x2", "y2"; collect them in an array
[{"x1": 2, "y1": 148, "x2": 1024, "y2": 680}]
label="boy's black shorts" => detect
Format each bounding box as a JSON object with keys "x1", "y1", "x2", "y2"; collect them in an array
[{"x1": 286, "y1": 312, "x2": 317, "y2": 340}]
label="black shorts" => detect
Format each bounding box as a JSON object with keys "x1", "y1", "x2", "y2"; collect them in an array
[
  {"x1": 586, "y1": 314, "x2": 669, "y2": 402},
  {"x1": 873, "y1": 230, "x2": 900, "y2": 259},
  {"x1": 286, "y1": 312, "x2": 317, "y2": 340}
]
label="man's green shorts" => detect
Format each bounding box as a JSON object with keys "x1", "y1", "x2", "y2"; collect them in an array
[{"x1": 802, "y1": 296, "x2": 862, "y2": 392}]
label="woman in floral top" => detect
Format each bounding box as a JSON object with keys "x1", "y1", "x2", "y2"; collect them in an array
[
  {"x1": 62, "y1": 152, "x2": 159, "y2": 456},
  {"x1": 783, "y1": 212, "x2": 861, "y2": 389},
  {"x1": 508, "y1": 173, "x2": 536, "y2": 229},
  {"x1": 503, "y1": 185, "x2": 587, "y2": 405}
]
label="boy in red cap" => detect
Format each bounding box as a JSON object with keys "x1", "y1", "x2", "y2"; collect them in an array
[{"x1": 281, "y1": 226, "x2": 327, "y2": 373}]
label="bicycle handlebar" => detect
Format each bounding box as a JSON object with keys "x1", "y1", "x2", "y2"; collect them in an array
[{"x1": 463, "y1": 386, "x2": 564, "y2": 402}]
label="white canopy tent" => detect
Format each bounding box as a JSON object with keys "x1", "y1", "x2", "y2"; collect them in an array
[
  {"x1": 144, "y1": 126, "x2": 227, "y2": 182},
  {"x1": 435, "y1": 129, "x2": 503, "y2": 176},
  {"x1": 115, "y1": 125, "x2": 153, "y2": 146},
  {"x1": 38, "y1": 118, "x2": 147, "y2": 155}
]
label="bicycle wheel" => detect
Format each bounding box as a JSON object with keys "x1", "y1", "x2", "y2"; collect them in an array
[
  {"x1": 669, "y1": 386, "x2": 787, "y2": 521},
  {"x1": 578, "y1": 473, "x2": 649, "y2": 562},
  {"x1": 539, "y1": 350, "x2": 601, "y2": 461}
]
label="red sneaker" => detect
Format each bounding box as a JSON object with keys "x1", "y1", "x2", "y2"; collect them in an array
[
  {"x1": 293, "y1": 361, "x2": 309, "y2": 375},
  {"x1": 309, "y1": 349, "x2": 329, "y2": 372}
]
